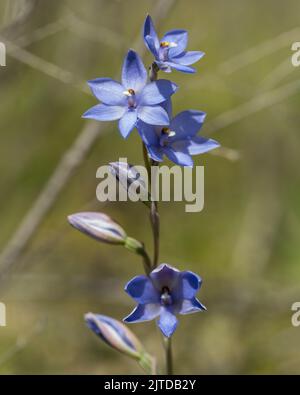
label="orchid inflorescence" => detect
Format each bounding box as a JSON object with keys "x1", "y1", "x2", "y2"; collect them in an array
[{"x1": 68, "y1": 15, "x2": 220, "y2": 375}]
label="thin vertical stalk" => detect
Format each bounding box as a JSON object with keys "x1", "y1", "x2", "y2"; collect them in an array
[
  {"x1": 147, "y1": 62, "x2": 160, "y2": 269},
  {"x1": 142, "y1": 142, "x2": 160, "y2": 269},
  {"x1": 146, "y1": 62, "x2": 173, "y2": 374},
  {"x1": 150, "y1": 160, "x2": 159, "y2": 268},
  {"x1": 164, "y1": 336, "x2": 173, "y2": 375}
]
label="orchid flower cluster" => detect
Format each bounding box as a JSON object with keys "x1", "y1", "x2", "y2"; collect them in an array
[{"x1": 68, "y1": 15, "x2": 220, "y2": 374}]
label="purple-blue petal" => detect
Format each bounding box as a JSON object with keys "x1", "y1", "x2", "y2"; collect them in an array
[
  {"x1": 150, "y1": 264, "x2": 181, "y2": 292},
  {"x1": 165, "y1": 61, "x2": 196, "y2": 73},
  {"x1": 82, "y1": 104, "x2": 125, "y2": 121},
  {"x1": 122, "y1": 50, "x2": 147, "y2": 92},
  {"x1": 187, "y1": 136, "x2": 220, "y2": 155},
  {"x1": 172, "y1": 51, "x2": 205, "y2": 66},
  {"x1": 125, "y1": 275, "x2": 159, "y2": 304},
  {"x1": 87, "y1": 78, "x2": 125, "y2": 105},
  {"x1": 158, "y1": 308, "x2": 178, "y2": 337},
  {"x1": 164, "y1": 146, "x2": 194, "y2": 167},
  {"x1": 136, "y1": 121, "x2": 160, "y2": 145},
  {"x1": 118, "y1": 110, "x2": 137, "y2": 138},
  {"x1": 162, "y1": 29, "x2": 188, "y2": 57},
  {"x1": 138, "y1": 105, "x2": 170, "y2": 125},
  {"x1": 180, "y1": 271, "x2": 202, "y2": 299},
  {"x1": 169, "y1": 110, "x2": 206, "y2": 140},
  {"x1": 143, "y1": 15, "x2": 160, "y2": 55},
  {"x1": 124, "y1": 304, "x2": 161, "y2": 323},
  {"x1": 146, "y1": 145, "x2": 164, "y2": 162},
  {"x1": 179, "y1": 298, "x2": 206, "y2": 315},
  {"x1": 162, "y1": 99, "x2": 173, "y2": 119},
  {"x1": 139, "y1": 80, "x2": 178, "y2": 106},
  {"x1": 145, "y1": 35, "x2": 159, "y2": 58}
]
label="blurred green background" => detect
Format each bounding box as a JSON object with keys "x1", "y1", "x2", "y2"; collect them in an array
[{"x1": 0, "y1": 0, "x2": 300, "y2": 374}]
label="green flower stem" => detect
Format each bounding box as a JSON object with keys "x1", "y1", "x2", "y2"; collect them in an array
[
  {"x1": 124, "y1": 236, "x2": 152, "y2": 275},
  {"x1": 149, "y1": 61, "x2": 159, "y2": 82},
  {"x1": 164, "y1": 336, "x2": 173, "y2": 375},
  {"x1": 145, "y1": 64, "x2": 161, "y2": 270},
  {"x1": 150, "y1": 160, "x2": 160, "y2": 268},
  {"x1": 139, "y1": 351, "x2": 157, "y2": 375},
  {"x1": 142, "y1": 142, "x2": 160, "y2": 270},
  {"x1": 138, "y1": 246, "x2": 153, "y2": 276}
]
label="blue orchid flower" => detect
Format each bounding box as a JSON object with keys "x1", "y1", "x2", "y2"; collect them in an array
[
  {"x1": 143, "y1": 15, "x2": 205, "y2": 73},
  {"x1": 137, "y1": 101, "x2": 220, "y2": 167},
  {"x1": 124, "y1": 264, "x2": 206, "y2": 338},
  {"x1": 83, "y1": 49, "x2": 178, "y2": 138}
]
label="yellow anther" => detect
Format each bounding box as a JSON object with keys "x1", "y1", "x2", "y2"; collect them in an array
[
  {"x1": 123, "y1": 88, "x2": 135, "y2": 97},
  {"x1": 162, "y1": 127, "x2": 170, "y2": 134},
  {"x1": 160, "y1": 41, "x2": 170, "y2": 48},
  {"x1": 160, "y1": 41, "x2": 178, "y2": 48}
]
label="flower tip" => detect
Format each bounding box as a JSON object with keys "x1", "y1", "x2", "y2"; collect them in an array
[
  {"x1": 84, "y1": 312, "x2": 100, "y2": 334},
  {"x1": 108, "y1": 161, "x2": 118, "y2": 170},
  {"x1": 84, "y1": 312, "x2": 93, "y2": 320},
  {"x1": 84, "y1": 312, "x2": 95, "y2": 326},
  {"x1": 171, "y1": 81, "x2": 179, "y2": 92},
  {"x1": 67, "y1": 214, "x2": 77, "y2": 227},
  {"x1": 144, "y1": 14, "x2": 153, "y2": 25},
  {"x1": 127, "y1": 48, "x2": 136, "y2": 56}
]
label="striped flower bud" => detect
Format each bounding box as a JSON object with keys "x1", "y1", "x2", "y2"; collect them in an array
[
  {"x1": 68, "y1": 212, "x2": 126, "y2": 244},
  {"x1": 109, "y1": 161, "x2": 150, "y2": 206},
  {"x1": 85, "y1": 313, "x2": 143, "y2": 359}
]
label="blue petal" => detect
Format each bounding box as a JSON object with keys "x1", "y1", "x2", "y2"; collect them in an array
[
  {"x1": 145, "y1": 35, "x2": 159, "y2": 58},
  {"x1": 164, "y1": 146, "x2": 193, "y2": 167},
  {"x1": 180, "y1": 271, "x2": 202, "y2": 299},
  {"x1": 138, "y1": 105, "x2": 169, "y2": 125},
  {"x1": 122, "y1": 50, "x2": 147, "y2": 92},
  {"x1": 139, "y1": 80, "x2": 178, "y2": 106},
  {"x1": 187, "y1": 136, "x2": 220, "y2": 155},
  {"x1": 162, "y1": 99, "x2": 173, "y2": 119},
  {"x1": 162, "y1": 29, "x2": 188, "y2": 57},
  {"x1": 169, "y1": 110, "x2": 206, "y2": 141},
  {"x1": 165, "y1": 61, "x2": 196, "y2": 73},
  {"x1": 158, "y1": 308, "x2": 178, "y2": 337},
  {"x1": 150, "y1": 264, "x2": 181, "y2": 291},
  {"x1": 118, "y1": 110, "x2": 137, "y2": 138},
  {"x1": 124, "y1": 304, "x2": 161, "y2": 323},
  {"x1": 146, "y1": 145, "x2": 164, "y2": 162},
  {"x1": 143, "y1": 15, "x2": 159, "y2": 55},
  {"x1": 136, "y1": 121, "x2": 160, "y2": 145},
  {"x1": 172, "y1": 51, "x2": 205, "y2": 66},
  {"x1": 82, "y1": 104, "x2": 125, "y2": 121},
  {"x1": 179, "y1": 298, "x2": 206, "y2": 315},
  {"x1": 87, "y1": 78, "x2": 125, "y2": 105},
  {"x1": 125, "y1": 275, "x2": 159, "y2": 304}
]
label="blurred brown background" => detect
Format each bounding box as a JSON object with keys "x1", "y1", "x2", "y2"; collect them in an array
[{"x1": 0, "y1": 0, "x2": 300, "y2": 374}]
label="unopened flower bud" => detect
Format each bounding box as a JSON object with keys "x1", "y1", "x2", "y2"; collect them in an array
[
  {"x1": 109, "y1": 162, "x2": 150, "y2": 206},
  {"x1": 85, "y1": 313, "x2": 143, "y2": 359},
  {"x1": 68, "y1": 212, "x2": 127, "y2": 244}
]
